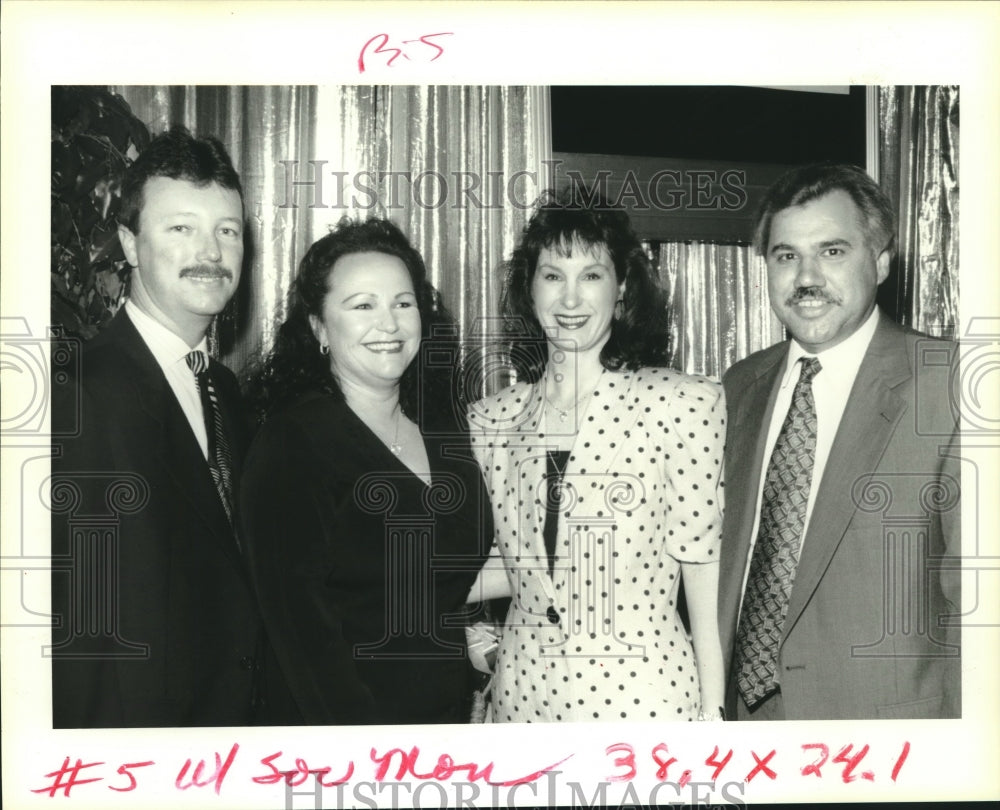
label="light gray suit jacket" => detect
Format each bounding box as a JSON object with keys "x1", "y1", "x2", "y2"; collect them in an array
[{"x1": 719, "y1": 311, "x2": 961, "y2": 720}]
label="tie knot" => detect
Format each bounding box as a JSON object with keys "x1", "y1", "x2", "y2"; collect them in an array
[
  {"x1": 185, "y1": 350, "x2": 208, "y2": 375},
  {"x1": 799, "y1": 356, "x2": 821, "y2": 384}
]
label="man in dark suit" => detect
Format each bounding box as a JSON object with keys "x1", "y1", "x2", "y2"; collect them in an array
[
  {"x1": 719, "y1": 164, "x2": 961, "y2": 720},
  {"x1": 51, "y1": 126, "x2": 263, "y2": 727}
]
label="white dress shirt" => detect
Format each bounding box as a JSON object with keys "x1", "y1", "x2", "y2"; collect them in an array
[
  {"x1": 125, "y1": 301, "x2": 210, "y2": 459},
  {"x1": 740, "y1": 306, "x2": 881, "y2": 597}
]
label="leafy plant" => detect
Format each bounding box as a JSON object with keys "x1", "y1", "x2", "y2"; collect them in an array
[{"x1": 51, "y1": 87, "x2": 150, "y2": 339}]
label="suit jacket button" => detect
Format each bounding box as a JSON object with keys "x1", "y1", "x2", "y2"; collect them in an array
[
  {"x1": 546, "y1": 606, "x2": 560, "y2": 624},
  {"x1": 240, "y1": 656, "x2": 254, "y2": 670}
]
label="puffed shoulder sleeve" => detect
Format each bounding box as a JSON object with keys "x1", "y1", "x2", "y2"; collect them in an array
[
  {"x1": 662, "y1": 375, "x2": 726, "y2": 562},
  {"x1": 467, "y1": 385, "x2": 526, "y2": 487},
  {"x1": 466, "y1": 401, "x2": 492, "y2": 473}
]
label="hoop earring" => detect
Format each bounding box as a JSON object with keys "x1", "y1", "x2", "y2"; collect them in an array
[{"x1": 319, "y1": 343, "x2": 330, "y2": 356}]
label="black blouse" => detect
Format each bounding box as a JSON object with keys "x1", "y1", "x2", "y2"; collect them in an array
[
  {"x1": 240, "y1": 392, "x2": 491, "y2": 725},
  {"x1": 542, "y1": 450, "x2": 570, "y2": 574}
]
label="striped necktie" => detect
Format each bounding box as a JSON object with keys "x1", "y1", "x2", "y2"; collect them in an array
[
  {"x1": 735, "y1": 356, "x2": 822, "y2": 708},
  {"x1": 185, "y1": 350, "x2": 235, "y2": 526}
]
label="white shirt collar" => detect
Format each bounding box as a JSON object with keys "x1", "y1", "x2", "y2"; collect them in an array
[
  {"x1": 125, "y1": 300, "x2": 209, "y2": 368},
  {"x1": 780, "y1": 305, "x2": 881, "y2": 388}
]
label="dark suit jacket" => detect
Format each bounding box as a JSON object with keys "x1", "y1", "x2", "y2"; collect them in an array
[
  {"x1": 719, "y1": 312, "x2": 961, "y2": 720},
  {"x1": 51, "y1": 310, "x2": 262, "y2": 727},
  {"x1": 240, "y1": 392, "x2": 491, "y2": 725}
]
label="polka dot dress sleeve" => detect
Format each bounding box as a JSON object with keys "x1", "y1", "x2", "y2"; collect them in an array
[
  {"x1": 662, "y1": 374, "x2": 726, "y2": 562},
  {"x1": 466, "y1": 399, "x2": 503, "y2": 556},
  {"x1": 466, "y1": 402, "x2": 491, "y2": 476}
]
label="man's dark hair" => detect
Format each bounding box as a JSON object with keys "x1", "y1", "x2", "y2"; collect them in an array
[
  {"x1": 119, "y1": 125, "x2": 243, "y2": 233},
  {"x1": 752, "y1": 163, "x2": 896, "y2": 259}
]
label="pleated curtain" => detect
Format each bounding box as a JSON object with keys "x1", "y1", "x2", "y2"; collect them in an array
[
  {"x1": 113, "y1": 85, "x2": 548, "y2": 394},
  {"x1": 111, "y1": 84, "x2": 959, "y2": 383},
  {"x1": 877, "y1": 85, "x2": 959, "y2": 338},
  {"x1": 653, "y1": 241, "x2": 784, "y2": 378}
]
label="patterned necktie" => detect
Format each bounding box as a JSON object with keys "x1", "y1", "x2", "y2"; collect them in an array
[
  {"x1": 735, "y1": 356, "x2": 822, "y2": 708},
  {"x1": 185, "y1": 350, "x2": 235, "y2": 526}
]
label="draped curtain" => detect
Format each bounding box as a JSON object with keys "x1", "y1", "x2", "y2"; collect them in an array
[
  {"x1": 375, "y1": 86, "x2": 549, "y2": 397},
  {"x1": 110, "y1": 85, "x2": 955, "y2": 386},
  {"x1": 653, "y1": 241, "x2": 784, "y2": 379},
  {"x1": 877, "y1": 85, "x2": 959, "y2": 338},
  {"x1": 114, "y1": 85, "x2": 548, "y2": 390}
]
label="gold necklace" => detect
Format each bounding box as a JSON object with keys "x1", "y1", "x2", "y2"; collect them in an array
[{"x1": 543, "y1": 376, "x2": 601, "y2": 423}]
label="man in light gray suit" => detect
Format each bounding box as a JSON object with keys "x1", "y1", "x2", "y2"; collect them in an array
[{"x1": 719, "y1": 163, "x2": 961, "y2": 720}]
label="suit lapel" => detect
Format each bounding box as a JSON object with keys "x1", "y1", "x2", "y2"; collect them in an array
[
  {"x1": 567, "y1": 369, "x2": 638, "y2": 477},
  {"x1": 784, "y1": 315, "x2": 911, "y2": 637},
  {"x1": 113, "y1": 313, "x2": 242, "y2": 564},
  {"x1": 505, "y1": 384, "x2": 551, "y2": 579},
  {"x1": 543, "y1": 370, "x2": 642, "y2": 595},
  {"x1": 719, "y1": 347, "x2": 786, "y2": 629}
]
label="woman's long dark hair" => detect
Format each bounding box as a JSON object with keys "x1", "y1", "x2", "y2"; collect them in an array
[
  {"x1": 246, "y1": 217, "x2": 458, "y2": 426},
  {"x1": 500, "y1": 189, "x2": 670, "y2": 383}
]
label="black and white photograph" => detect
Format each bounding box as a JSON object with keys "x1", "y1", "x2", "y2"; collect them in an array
[{"x1": 2, "y1": 3, "x2": 998, "y2": 809}]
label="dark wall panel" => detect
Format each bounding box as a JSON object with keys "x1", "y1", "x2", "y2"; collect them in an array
[{"x1": 551, "y1": 86, "x2": 867, "y2": 166}]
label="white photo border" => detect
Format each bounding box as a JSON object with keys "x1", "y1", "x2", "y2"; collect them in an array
[{"x1": 2, "y1": 2, "x2": 999, "y2": 808}]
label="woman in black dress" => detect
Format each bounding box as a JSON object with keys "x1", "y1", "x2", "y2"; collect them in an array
[{"x1": 241, "y1": 218, "x2": 490, "y2": 724}]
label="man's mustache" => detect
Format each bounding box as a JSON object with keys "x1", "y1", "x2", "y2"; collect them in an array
[
  {"x1": 180, "y1": 264, "x2": 233, "y2": 280},
  {"x1": 787, "y1": 287, "x2": 840, "y2": 306}
]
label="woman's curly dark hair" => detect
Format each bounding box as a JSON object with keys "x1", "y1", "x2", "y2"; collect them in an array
[
  {"x1": 246, "y1": 217, "x2": 458, "y2": 425},
  {"x1": 500, "y1": 189, "x2": 670, "y2": 382}
]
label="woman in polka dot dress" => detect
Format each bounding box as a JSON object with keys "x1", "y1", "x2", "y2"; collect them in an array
[{"x1": 468, "y1": 192, "x2": 726, "y2": 722}]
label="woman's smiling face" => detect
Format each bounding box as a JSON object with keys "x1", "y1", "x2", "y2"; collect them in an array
[
  {"x1": 531, "y1": 238, "x2": 623, "y2": 359},
  {"x1": 309, "y1": 251, "x2": 421, "y2": 392}
]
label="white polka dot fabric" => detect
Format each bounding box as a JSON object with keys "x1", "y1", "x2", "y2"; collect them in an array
[{"x1": 469, "y1": 369, "x2": 726, "y2": 722}]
